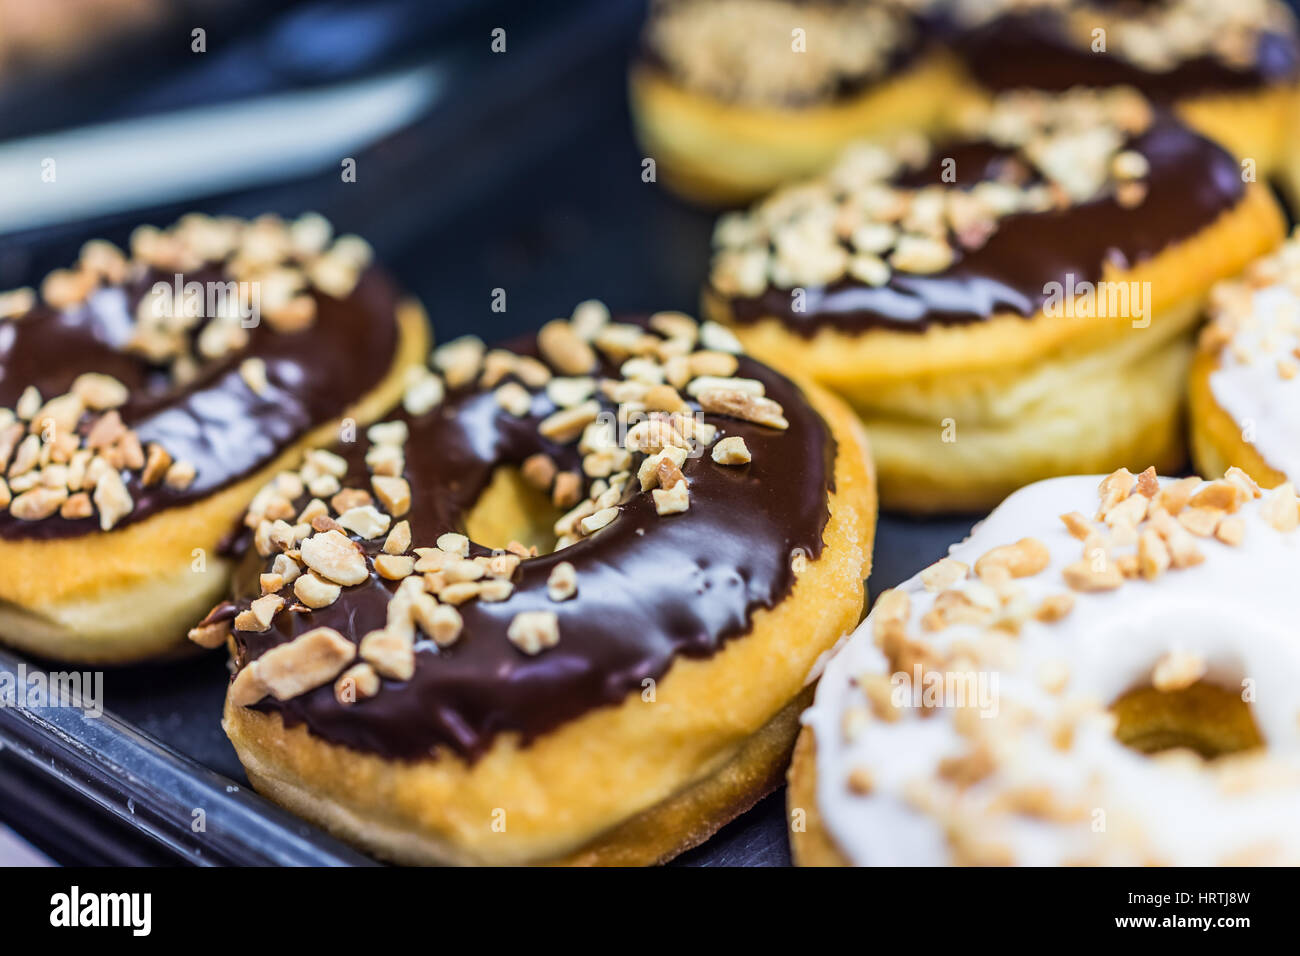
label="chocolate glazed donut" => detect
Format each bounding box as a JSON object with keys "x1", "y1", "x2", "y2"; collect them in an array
[
  {"x1": 704, "y1": 89, "x2": 1286, "y2": 512},
  {"x1": 0, "y1": 214, "x2": 428, "y2": 663},
  {"x1": 629, "y1": 0, "x2": 962, "y2": 202},
  {"x1": 213, "y1": 303, "x2": 877, "y2": 865},
  {"x1": 947, "y1": 0, "x2": 1300, "y2": 197},
  {"x1": 631, "y1": 0, "x2": 1300, "y2": 204}
]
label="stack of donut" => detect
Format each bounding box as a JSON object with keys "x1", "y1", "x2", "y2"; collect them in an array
[
  {"x1": 632, "y1": 0, "x2": 1300, "y2": 203},
  {"x1": 0, "y1": 213, "x2": 426, "y2": 662},
  {"x1": 200, "y1": 303, "x2": 876, "y2": 865},
  {"x1": 703, "y1": 88, "x2": 1283, "y2": 511}
]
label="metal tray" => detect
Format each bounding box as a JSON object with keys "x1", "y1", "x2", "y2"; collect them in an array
[{"x1": 0, "y1": 0, "x2": 976, "y2": 865}]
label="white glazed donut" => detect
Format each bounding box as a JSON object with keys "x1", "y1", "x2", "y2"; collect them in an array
[
  {"x1": 792, "y1": 467, "x2": 1300, "y2": 866},
  {"x1": 1191, "y1": 235, "x2": 1300, "y2": 487}
]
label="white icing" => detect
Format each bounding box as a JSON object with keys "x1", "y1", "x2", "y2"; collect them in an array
[
  {"x1": 804, "y1": 475, "x2": 1300, "y2": 865},
  {"x1": 1209, "y1": 283, "x2": 1300, "y2": 481}
]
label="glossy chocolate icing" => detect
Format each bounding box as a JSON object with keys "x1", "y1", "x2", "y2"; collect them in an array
[
  {"x1": 955, "y1": 9, "x2": 1300, "y2": 99},
  {"x1": 234, "y1": 330, "x2": 837, "y2": 762},
  {"x1": 721, "y1": 114, "x2": 1244, "y2": 335},
  {"x1": 643, "y1": 3, "x2": 1297, "y2": 105},
  {"x1": 0, "y1": 266, "x2": 401, "y2": 540}
]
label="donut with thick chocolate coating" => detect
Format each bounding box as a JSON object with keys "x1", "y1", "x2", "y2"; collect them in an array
[
  {"x1": 631, "y1": 0, "x2": 1300, "y2": 204},
  {"x1": 0, "y1": 213, "x2": 428, "y2": 662},
  {"x1": 213, "y1": 302, "x2": 876, "y2": 866},
  {"x1": 950, "y1": 0, "x2": 1300, "y2": 204},
  {"x1": 702, "y1": 89, "x2": 1286, "y2": 512}
]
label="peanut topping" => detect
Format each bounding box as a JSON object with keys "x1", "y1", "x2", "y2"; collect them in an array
[
  {"x1": 580, "y1": 506, "x2": 619, "y2": 534},
  {"x1": 1152, "y1": 650, "x2": 1208, "y2": 693},
  {"x1": 300, "y1": 529, "x2": 369, "y2": 586},
  {"x1": 60, "y1": 492, "x2": 93, "y2": 520},
  {"x1": 1175, "y1": 505, "x2": 1219, "y2": 537},
  {"x1": 72, "y1": 373, "x2": 129, "y2": 410},
  {"x1": 383, "y1": 519, "x2": 411, "y2": 556},
  {"x1": 403, "y1": 368, "x2": 444, "y2": 415},
  {"x1": 711, "y1": 435, "x2": 751, "y2": 465},
  {"x1": 141, "y1": 443, "x2": 172, "y2": 487},
  {"x1": 294, "y1": 571, "x2": 342, "y2": 609},
  {"x1": 1034, "y1": 593, "x2": 1076, "y2": 622},
  {"x1": 538, "y1": 319, "x2": 596, "y2": 375},
  {"x1": 235, "y1": 594, "x2": 284, "y2": 633},
  {"x1": 10, "y1": 486, "x2": 67, "y2": 521},
  {"x1": 494, "y1": 381, "x2": 533, "y2": 417},
  {"x1": 335, "y1": 663, "x2": 380, "y2": 704},
  {"x1": 371, "y1": 475, "x2": 411, "y2": 517},
  {"x1": 436, "y1": 532, "x2": 469, "y2": 557},
  {"x1": 697, "y1": 389, "x2": 788, "y2": 429},
  {"x1": 1137, "y1": 529, "x2": 1171, "y2": 580},
  {"x1": 359, "y1": 627, "x2": 415, "y2": 681},
  {"x1": 1215, "y1": 517, "x2": 1245, "y2": 546},
  {"x1": 625, "y1": 419, "x2": 688, "y2": 455},
  {"x1": 974, "y1": 538, "x2": 1050, "y2": 580},
  {"x1": 91, "y1": 469, "x2": 133, "y2": 532},
  {"x1": 538, "y1": 400, "x2": 601, "y2": 443},
  {"x1": 507, "y1": 610, "x2": 560, "y2": 655},
  {"x1": 552, "y1": 471, "x2": 582, "y2": 508},
  {"x1": 652, "y1": 479, "x2": 690, "y2": 515},
  {"x1": 1062, "y1": 555, "x2": 1123, "y2": 592},
  {"x1": 1261, "y1": 482, "x2": 1300, "y2": 532},
  {"x1": 547, "y1": 561, "x2": 578, "y2": 601},
  {"x1": 0, "y1": 288, "x2": 34, "y2": 320},
  {"x1": 921, "y1": 557, "x2": 969, "y2": 592},
  {"x1": 239, "y1": 357, "x2": 269, "y2": 396},
  {"x1": 247, "y1": 627, "x2": 355, "y2": 701},
  {"x1": 433, "y1": 336, "x2": 485, "y2": 389},
  {"x1": 424, "y1": 603, "x2": 464, "y2": 647},
  {"x1": 522, "y1": 452, "x2": 558, "y2": 490},
  {"x1": 187, "y1": 617, "x2": 232, "y2": 650},
  {"x1": 335, "y1": 505, "x2": 391, "y2": 540}
]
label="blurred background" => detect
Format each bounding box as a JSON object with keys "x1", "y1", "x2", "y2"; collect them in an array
[{"x1": 0, "y1": 0, "x2": 715, "y2": 336}]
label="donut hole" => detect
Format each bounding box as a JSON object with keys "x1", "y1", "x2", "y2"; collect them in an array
[
  {"x1": 463, "y1": 465, "x2": 564, "y2": 555},
  {"x1": 1110, "y1": 681, "x2": 1263, "y2": 760}
]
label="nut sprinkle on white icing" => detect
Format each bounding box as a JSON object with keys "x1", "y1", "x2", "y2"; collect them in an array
[
  {"x1": 1202, "y1": 232, "x2": 1300, "y2": 483},
  {"x1": 802, "y1": 468, "x2": 1300, "y2": 866}
]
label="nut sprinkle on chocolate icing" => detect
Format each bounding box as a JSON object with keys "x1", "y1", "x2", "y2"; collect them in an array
[
  {"x1": 954, "y1": 0, "x2": 1297, "y2": 80},
  {"x1": 709, "y1": 87, "x2": 1245, "y2": 336},
  {"x1": 0, "y1": 213, "x2": 403, "y2": 538},
  {"x1": 711, "y1": 88, "x2": 1155, "y2": 299},
  {"x1": 0, "y1": 373, "x2": 196, "y2": 529},
  {"x1": 644, "y1": 0, "x2": 1298, "y2": 108},
  {"x1": 213, "y1": 302, "x2": 837, "y2": 762}
]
